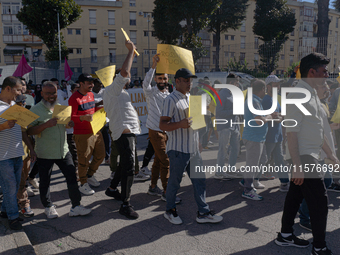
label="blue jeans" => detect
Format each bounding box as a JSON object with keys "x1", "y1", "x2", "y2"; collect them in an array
[
  {"x1": 0, "y1": 157, "x2": 23, "y2": 220},
  {"x1": 166, "y1": 150, "x2": 210, "y2": 214},
  {"x1": 217, "y1": 128, "x2": 240, "y2": 168},
  {"x1": 265, "y1": 141, "x2": 289, "y2": 184},
  {"x1": 299, "y1": 160, "x2": 333, "y2": 224}
]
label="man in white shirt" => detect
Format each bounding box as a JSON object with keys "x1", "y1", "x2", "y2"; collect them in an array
[
  {"x1": 103, "y1": 40, "x2": 141, "y2": 219},
  {"x1": 143, "y1": 54, "x2": 179, "y2": 202}
]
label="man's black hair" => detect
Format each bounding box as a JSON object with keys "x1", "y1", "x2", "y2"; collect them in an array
[
  {"x1": 253, "y1": 80, "x2": 266, "y2": 93},
  {"x1": 2, "y1": 76, "x2": 21, "y2": 90},
  {"x1": 300, "y1": 53, "x2": 330, "y2": 78}
]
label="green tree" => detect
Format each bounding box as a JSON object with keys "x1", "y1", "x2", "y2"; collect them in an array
[
  {"x1": 253, "y1": 0, "x2": 296, "y2": 74},
  {"x1": 207, "y1": 0, "x2": 248, "y2": 71},
  {"x1": 17, "y1": 0, "x2": 82, "y2": 61},
  {"x1": 152, "y1": 0, "x2": 219, "y2": 63}
]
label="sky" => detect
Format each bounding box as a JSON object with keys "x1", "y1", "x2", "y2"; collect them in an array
[{"x1": 302, "y1": 0, "x2": 334, "y2": 9}]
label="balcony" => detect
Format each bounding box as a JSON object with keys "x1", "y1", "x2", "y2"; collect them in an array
[
  {"x1": 3, "y1": 34, "x2": 43, "y2": 44},
  {"x1": 2, "y1": 14, "x2": 19, "y2": 22}
]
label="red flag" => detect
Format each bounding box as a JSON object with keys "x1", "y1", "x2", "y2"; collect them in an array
[
  {"x1": 13, "y1": 54, "x2": 32, "y2": 77},
  {"x1": 64, "y1": 57, "x2": 73, "y2": 81}
]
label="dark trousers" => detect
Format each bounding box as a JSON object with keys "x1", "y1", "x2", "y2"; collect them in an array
[
  {"x1": 67, "y1": 134, "x2": 78, "y2": 168},
  {"x1": 29, "y1": 159, "x2": 39, "y2": 179},
  {"x1": 281, "y1": 155, "x2": 328, "y2": 248},
  {"x1": 101, "y1": 124, "x2": 111, "y2": 160},
  {"x1": 110, "y1": 134, "x2": 136, "y2": 204},
  {"x1": 142, "y1": 140, "x2": 154, "y2": 168},
  {"x1": 38, "y1": 152, "x2": 81, "y2": 208}
]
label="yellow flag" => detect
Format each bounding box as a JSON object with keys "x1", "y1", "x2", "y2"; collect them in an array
[
  {"x1": 0, "y1": 104, "x2": 39, "y2": 128},
  {"x1": 121, "y1": 28, "x2": 140, "y2": 56},
  {"x1": 331, "y1": 96, "x2": 340, "y2": 123},
  {"x1": 189, "y1": 95, "x2": 206, "y2": 130},
  {"x1": 337, "y1": 73, "x2": 340, "y2": 84},
  {"x1": 296, "y1": 65, "x2": 301, "y2": 79},
  {"x1": 90, "y1": 108, "x2": 107, "y2": 134},
  {"x1": 52, "y1": 105, "x2": 72, "y2": 124},
  {"x1": 156, "y1": 44, "x2": 195, "y2": 75},
  {"x1": 95, "y1": 65, "x2": 116, "y2": 87}
]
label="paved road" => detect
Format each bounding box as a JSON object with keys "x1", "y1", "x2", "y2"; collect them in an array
[{"x1": 18, "y1": 134, "x2": 340, "y2": 254}]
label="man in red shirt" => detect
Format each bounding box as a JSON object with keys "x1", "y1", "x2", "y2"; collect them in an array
[{"x1": 69, "y1": 73, "x2": 105, "y2": 195}]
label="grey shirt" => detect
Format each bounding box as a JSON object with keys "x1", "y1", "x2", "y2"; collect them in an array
[{"x1": 285, "y1": 80, "x2": 324, "y2": 160}]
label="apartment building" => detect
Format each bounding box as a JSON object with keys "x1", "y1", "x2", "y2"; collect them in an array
[{"x1": 1, "y1": 0, "x2": 340, "y2": 79}]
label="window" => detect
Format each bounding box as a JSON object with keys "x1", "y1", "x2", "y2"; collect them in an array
[
  {"x1": 337, "y1": 18, "x2": 339, "y2": 28},
  {"x1": 213, "y1": 34, "x2": 217, "y2": 47},
  {"x1": 254, "y1": 37, "x2": 259, "y2": 49},
  {"x1": 76, "y1": 48, "x2": 82, "y2": 54},
  {"x1": 151, "y1": 31, "x2": 156, "y2": 37},
  {"x1": 241, "y1": 21, "x2": 246, "y2": 32},
  {"x1": 224, "y1": 52, "x2": 229, "y2": 58},
  {"x1": 89, "y1": 10, "x2": 96, "y2": 24},
  {"x1": 91, "y1": 67, "x2": 97, "y2": 74},
  {"x1": 254, "y1": 54, "x2": 259, "y2": 67},
  {"x1": 144, "y1": 31, "x2": 149, "y2": 37},
  {"x1": 76, "y1": 29, "x2": 81, "y2": 35},
  {"x1": 281, "y1": 54, "x2": 285, "y2": 60},
  {"x1": 225, "y1": 35, "x2": 228, "y2": 40},
  {"x1": 241, "y1": 36, "x2": 246, "y2": 49},
  {"x1": 130, "y1": 31, "x2": 137, "y2": 44},
  {"x1": 2, "y1": 5, "x2": 10, "y2": 14},
  {"x1": 151, "y1": 50, "x2": 157, "y2": 55},
  {"x1": 90, "y1": 29, "x2": 97, "y2": 43},
  {"x1": 231, "y1": 35, "x2": 235, "y2": 41},
  {"x1": 144, "y1": 49, "x2": 149, "y2": 55},
  {"x1": 67, "y1": 29, "x2": 72, "y2": 35},
  {"x1": 91, "y1": 49, "x2": 97, "y2": 63},
  {"x1": 145, "y1": 68, "x2": 149, "y2": 73},
  {"x1": 291, "y1": 30, "x2": 294, "y2": 36},
  {"x1": 69, "y1": 48, "x2": 73, "y2": 54},
  {"x1": 109, "y1": 49, "x2": 116, "y2": 63},
  {"x1": 213, "y1": 51, "x2": 216, "y2": 65},
  {"x1": 334, "y1": 59, "x2": 337, "y2": 69},
  {"x1": 23, "y1": 25, "x2": 29, "y2": 35},
  {"x1": 230, "y1": 52, "x2": 235, "y2": 58},
  {"x1": 130, "y1": 12, "x2": 136, "y2": 26},
  {"x1": 109, "y1": 30, "x2": 115, "y2": 44},
  {"x1": 3, "y1": 4, "x2": 19, "y2": 14},
  {"x1": 3, "y1": 25, "x2": 13, "y2": 35},
  {"x1": 108, "y1": 10, "x2": 115, "y2": 25},
  {"x1": 131, "y1": 67, "x2": 138, "y2": 77},
  {"x1": 290, "y1": 40, "x2": 294, "y2": 51},
  {"x1": 335, "y1": 47, "x2": 337, "y2": 55},
  {"x1": 336, "y1": 31, "x2": 338, "y2": 42},
  {"x1": 289, "y1": 55, "x2": 294, "y2": 65},
  {"x1": 129, "y1": 0, "x2": 136, "y2": 6},
  {"x1": 133, "y1": 55, "x2": 137, "y2": 63},
  {"x1": 240, "y1": 53, "x2": 245, "y2": 64},
  {"x1": 330, "y1": 30, "x2": 332, "y2": 35}
]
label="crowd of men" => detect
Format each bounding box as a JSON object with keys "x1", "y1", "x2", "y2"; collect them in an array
[{"x1": 0, "y1": 40, "x2": 339, "y2": 255}]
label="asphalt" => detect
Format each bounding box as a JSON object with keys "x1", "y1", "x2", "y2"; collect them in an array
[{"x1": 1, "y1": 134, "x2": 340, "y2": 255}]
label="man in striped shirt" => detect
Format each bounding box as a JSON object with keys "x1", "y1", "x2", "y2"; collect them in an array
[
  {"x1": 143, "y1": 54, "x2": 181, "y2": 202},
  {"x1": 160, "y1": 68, "x2": 223, "y2": 225},
  {"x1": 0, "y1": 76, "x2": 36, "y2": 230}
]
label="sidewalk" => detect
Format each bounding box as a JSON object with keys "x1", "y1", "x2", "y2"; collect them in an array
[{"x1": 1, "y1": 134, "x2": 340, "y2": 255}]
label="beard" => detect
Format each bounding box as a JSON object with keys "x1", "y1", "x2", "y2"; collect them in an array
[
  {"x1": 157, "y1": 83, "x2": 167, "y2": 91},
  {"x1": 42, "y1": 99, "x2": 57, "y2": 109}
]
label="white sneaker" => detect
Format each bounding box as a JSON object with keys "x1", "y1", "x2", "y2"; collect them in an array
[
  {"x1": 45, "y1": 205, "x2": 58, "y2": 219},
  {"x1": 69, "y1": 205, "x2": 92, "y2": 217},
  {"x1": 26, "y1": 186, "x2": 35, "y2": 197},
  {"x1": 134, "y1": 171, "x2": 150, "y2": 181},
  {"x1": 141, "y1": 166, "x2": 152, "y2": 176},
  {"x1": 164, "y1": 209, "x2": 182, "y2": 225},
  {"x1": 79, "y1": 183, "x2": 95, "y2": 195},
  {"x1": 196, "y1": 210, "x2": 223, "y2": 223},
  {"x1": 253, "y1": 180, "x2": 265, "y2": 189},
  {"x1": 28, "y1": 178, "x2": 39, "y2": 189},
  {"x1": 242, "y1": 190, "x2": 263, "y2": 201},
  {"x1": 279, "y1": 183, "x2": 290, "y2": 192},
  {"x1": 87, "y1": 176, "x2": 100, "y2": 187},
  {"x1": 214, "y1": 172, "x2": 232, "y2": 180},
  {"x1": 109, "y1": 172, "x2": 115, "y2": 180}
]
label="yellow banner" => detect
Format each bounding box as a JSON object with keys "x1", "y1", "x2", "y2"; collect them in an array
[
  {"x1": 95, "y1": 65, "x2": 116, "y2": 87},
  {"x1": 331, "y1": 96, "x2": 340, "y2": 123},
  {"x1": 156, "y1": 44, "x2": 195, "y2": 75},
  {"x1": 0, "y1": 104, "x2": 39, "y2": 128},
  {"x1": 189, "y1": 95, "x2": 206, "y2": 130},
  {"x1": 90, "y1": 108, "x2": 106, "y2": 135},
  {"x1": 121, "y1": 28, "x2": 140, "y2": 56},
  {"x1": 52, "y1": 105, "x2": 72, "y2": 124}
]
